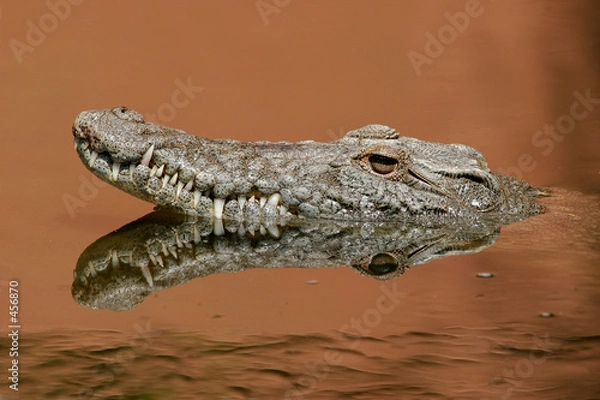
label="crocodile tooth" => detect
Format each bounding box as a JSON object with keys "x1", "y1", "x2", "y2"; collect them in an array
[
  {"x1": 176, "y1": 182, "x2": 184, "y2": 199},
  {"x1": 266, "y1": 224, "x2": 281, "y2": 239},
  {"x1": 260, "y1": 197, "x2": 267, "y2": 208},
  {"x1": 259, "y1": 225, "x2": 267, "y2": 235},
  {"x1": 238, "y1": 225, "x2": 246, "y2": 237},
  {"x1": 82, "y1": 141, "x2": 89, "y2": 150},
  {"x1": 168, "y1": 246, "x2": 178, "y2": 259},
  {"x1": 169, "y1": 172, "x2": 178, "y2": 185},
  {"x1": 139, "y1": 264, "x2": 154, "y2": 287},
  {"x1": 174, "y1": 231, "x2": 184, "y2": 248},
  {"x1": 193, "y1": 191, "x2": 201, "y2": 208},
  {"x1": 149, "y1": 254, "x2": 157, "y2": 265},
  {"x1": 111, "y1": 250, "x2": 120, "y2": 268},
  {"x1": 248, "y1": 196, "x2": 256, "y2": 203},
  {"x1": 155, "y1": 254, "x2": 164, "y2": 268},
  {"x1": 161, "y1": 175, "x2": 170, "y2": 189},
  {"x1": 141, "y1": 144, "x2": 154, "y2": 167},
  {"x1": 156, "y1": 164, "x2": 165, "y2": 178},
  {"x1": 278, "y1": 205, "x2": 288, "y2": 215},
  {"x1": 161, "y1": 243, "x2": 169, "y2": 256},
  {"x1": 214, "y1": 218, "x2": 224, "y2": 236},
  {"x1": 214, "y1": 198, "x2": 225, "y2": 219},
  {"x1": 267, "y1": 193, "x2": 281, "y2": 207},
  {"x1": 184, "y1": 180, "x2": 193, "y2": 191},
  {"x1": 87, "y1": 261, "x2": 97, "y2": 276},
  {"x1": 238, "y1": 196, "x2": 247, "y2": 210},
  {"x1": 88, "y1": 151, "x2": 99, "y2": 167},
  {"x1": 192, "y1": 224, "x2": 201, "y2": 244},
  {"x1": 111, "y1": 163, "x2": 120, "y2": 181},
  {"x1": 149, "y1": 165, "x2": 158, "y2": 178}
]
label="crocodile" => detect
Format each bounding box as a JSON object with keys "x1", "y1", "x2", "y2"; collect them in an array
[
  {"x1": 72, "y1": 211, "x2": 501, "y2": 311},
  {"x1": 72, "y1": 106, "x2": 545, "y2": 225}
]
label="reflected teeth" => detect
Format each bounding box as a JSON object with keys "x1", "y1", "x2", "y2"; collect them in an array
[
  {"x1": 150, "y1": 165, "x2": 158, "y2": 178},
  {"x1": 111, "y1": 250, "x2": 119, "y2": 268},
  {"x1": 214, "y1": 198, "x2": 225, "y2": 219},
  {"x1": 184, "y1": 180, "x2": 193, "y2": 191},
  {"x1": 192, "y1": 225, "x2": 201, "y2": 244},
  {"x1": 214, "y1": 218, "x2": 224, "y2": 236},
  {"x1": 238, "y1": 196, "x2": 246, "y2": 210},
  {"x1": 139, "y1": 264, "x2": 154, "y2": 287},
  {"x1": 111, "y1": 163, "x2": 120, "y2": 181},
  {"x1": 88, "y1": 151, "x2": 99, "y2": 167},
  {"x1": 260, "y1": 197, "x2": 267, "y2": 208},
  {"x1": 141, "y1": 144, "x2": 154, "y2": 167}
]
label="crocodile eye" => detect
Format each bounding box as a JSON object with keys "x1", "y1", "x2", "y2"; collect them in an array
[
  {"x1": 368, "y1": 154, "x2": 398, "y2": 175},
  {"x1": 368, "y1": 253, "x2": 399, "y2": 275}
]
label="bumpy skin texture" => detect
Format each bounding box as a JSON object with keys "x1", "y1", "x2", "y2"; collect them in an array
[
  {"x1": 73, "y1": 106, "x2": 544, "y2": 225},
  {"x1": 72, "y1": 212, "x2": 500, "y2": 311}
]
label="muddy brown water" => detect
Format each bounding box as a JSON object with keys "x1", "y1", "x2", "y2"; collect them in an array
[{"x1": 1, "y1": 2, "x2": 599, "y2": 399}]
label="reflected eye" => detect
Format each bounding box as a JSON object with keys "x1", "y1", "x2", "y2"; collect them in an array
[
  {"x1": 368, "y1": 253, "x2": 399, "y2": 275},
  {"x1": 368, "y1": 154, "x2": 398, "y2": 175}
]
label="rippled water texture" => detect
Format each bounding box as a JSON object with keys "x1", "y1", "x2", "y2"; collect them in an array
[{"x1": 1, "y1": 1, "x2": 599, "y2": 399}]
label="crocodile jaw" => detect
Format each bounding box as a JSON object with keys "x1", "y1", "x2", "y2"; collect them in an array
[{"x1": 73, "y1": 108, "x2": 291, "y2": 223}]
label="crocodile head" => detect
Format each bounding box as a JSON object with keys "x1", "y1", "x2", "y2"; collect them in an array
[{"x1": 73, "y1": 107, "x2": 543, "y2": 224}]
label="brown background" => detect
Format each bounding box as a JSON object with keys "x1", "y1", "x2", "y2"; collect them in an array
[{"x1": 0, "y1": 1, "x2": 599, "y2": 398}]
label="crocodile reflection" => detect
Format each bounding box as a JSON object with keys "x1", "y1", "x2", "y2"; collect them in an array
[{"x1": 72, "y1": 212, "x2": 501, "y2": 311}]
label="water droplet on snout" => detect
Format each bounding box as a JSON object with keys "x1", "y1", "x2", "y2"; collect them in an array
[{"x1": 476, "y1": 272, "x2": 494, "y2": 278}]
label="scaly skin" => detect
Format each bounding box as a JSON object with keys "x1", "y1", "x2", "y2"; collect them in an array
[
  {"x1": 72, "y1": 106, "x2": 544, "y2": 225},
  {"x1": 72, "y1": 211, "x2": 500, "y2": 311}
]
